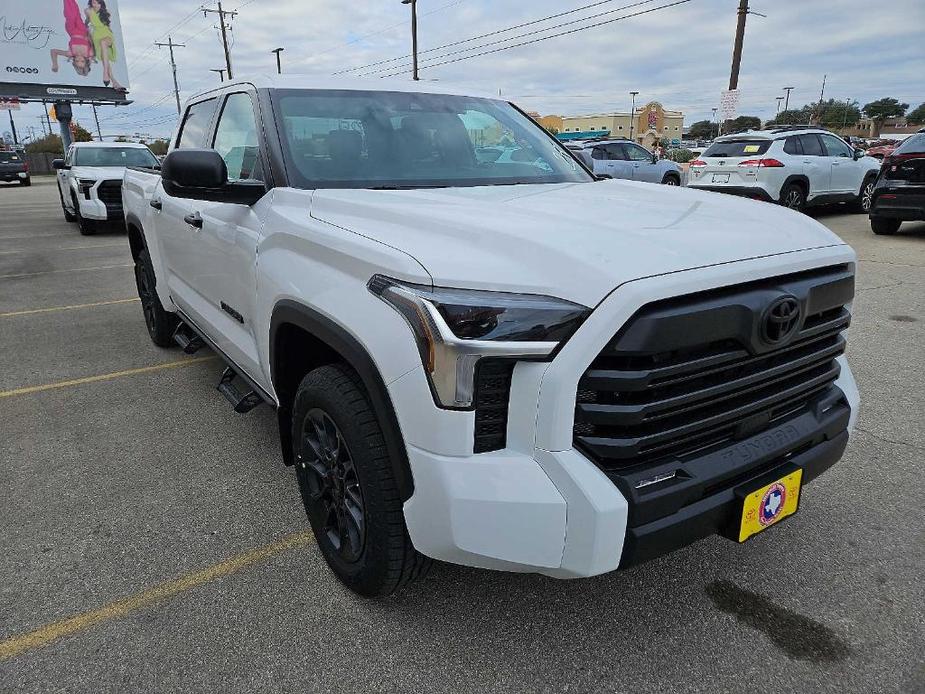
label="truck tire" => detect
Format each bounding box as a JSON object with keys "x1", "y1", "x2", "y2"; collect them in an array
[
  {"x1": 20, "y1": 178, "x2": 30, "y2": 187},
  {"x1": 870, "y1": 217, "x2": 901, "y2": 235},
  {"x1": 73, "y1": 194, "x2": 95, "y2": 235},
  {"x1": 134, "y1": 248, "x2": 178, "y2": 347},
  {"x1": 291, "y1": 364, "x2": 430, "y2": 596}
]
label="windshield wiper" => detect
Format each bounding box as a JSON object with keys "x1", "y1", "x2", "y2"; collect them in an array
[{"x1": 367, "y1": 184, "x2": 449, "y2": 190}]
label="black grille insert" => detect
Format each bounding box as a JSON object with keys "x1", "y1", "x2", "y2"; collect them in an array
[
  {"x1": 97, "y1": 180, "x2": 123, "y2": 207},
  {"x1": 473, "y1": 360, "x2": 515, "y2": 453},
  {"x1": 574, "y1": 265, "x2": 853, "y2": 471}
]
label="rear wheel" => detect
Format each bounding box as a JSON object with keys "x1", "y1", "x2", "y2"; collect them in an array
[
  {"x1": 292, "y1": 364, "x2": 430, "y2": 597},
  {"x1": 134, "y1": 248, "x2": 178, "y2": 346},
  {"x1": 870, "y1": 217, "x2": 901, "y2": 235},
  {"x1": 779, "y1": 183, "x2": 806, "y2": 212}
]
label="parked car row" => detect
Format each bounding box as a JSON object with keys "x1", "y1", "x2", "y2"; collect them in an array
[{"x1": 565, "y1": 139, "x2": 682, "y2": 185}]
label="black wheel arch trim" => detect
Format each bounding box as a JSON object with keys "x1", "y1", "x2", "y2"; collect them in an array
[
  {"x1": 270, "y1": 300, "x2": 415, "y2": 502},
  {"x1": 780, "y1": 174, "x2": 810, "y2": 200}
]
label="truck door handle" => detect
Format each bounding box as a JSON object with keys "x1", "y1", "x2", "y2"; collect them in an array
[
  {"x1": 149, "y1": 199, "x2": 162, "y2": 210},
  {"x1": 184, "y1": 212, "x2": 203, "y2": 229}
]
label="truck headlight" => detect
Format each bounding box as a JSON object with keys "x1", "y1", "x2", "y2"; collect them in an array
[
  {"x1": 369, "y1": 275, "x2": 590, "y2": 409},
  {"x1": 78, "y1": 179, "x2": 96, "y2": 199}
]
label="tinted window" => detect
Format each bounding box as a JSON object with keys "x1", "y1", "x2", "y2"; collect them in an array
[
  {"x1": 783, "y1": 136, "x2": 802, "y2": 155},
  {"x1": 703, "y1": 139, "x2": 771, "y2": 157},
  {"x1": 176, "y1": 98, "x2": 219, "y2": 149},
  {"x1": 820, "y1": 134, "x2": 853, "y2": 158},
  {"x1": 604, "y1": 144, "x2": 627, "y2": 160},
  {"x1": 212, "y1": 93, "x2": 263, "y2": 181},
  {"x1": 274, "y1": 89, "x2": 589, "y2": 189},
  {"x1": 591, "y1": 146, "x2": 606, "y2": 160},
  {"x1": 0, "y1": 152, "x2": 23, "y2": 162},
  {"x1": 626, "y1": 144, "x2": 653, "y2": 161},
  {"x1": 799, "y1": 134, "x2": 824, "y2": 156},
  {"x1": 894, "y1": 133, "x2": 925, "y2": 154},
  {"x1": 74, "y1": 147, "x2": 159, "y2": 167}
]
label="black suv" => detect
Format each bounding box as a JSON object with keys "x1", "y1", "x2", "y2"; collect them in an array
[
  {"x1": 869, "y1": 133, "x2": 925, "y2": 235},
  {"x1": 0, "y1": 150, "x2": 30, "y2": 186}
]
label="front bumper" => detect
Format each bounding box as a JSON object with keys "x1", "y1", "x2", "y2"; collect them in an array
[
  {"x1": 393, "y1": 246, "x2": 860, "y2": 578},
  {"x1": 1, "y1": 171, "x2": 28, "y2": 182},
  {"x1": 76, "y1": 180, "x2": 123, "y2": 220}
]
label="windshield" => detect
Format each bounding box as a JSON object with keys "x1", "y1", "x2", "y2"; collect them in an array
[
  {"x1": 702, "y1": 139, "x2": 771, "y2": 158},
  {"x1": 274, "y1": 89, "x2": 590, "y2": 189},
  {"x1": 0, "y1": 152, "x2": 23, "y2": 163},
  {"x1": 894, "y1": 134, "x2": 925, "y2": 154},
  {"x1": 74, "y1": 147, "x2": 159, "y2": 167}
]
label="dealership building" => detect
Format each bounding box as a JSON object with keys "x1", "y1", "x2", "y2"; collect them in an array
[{"x1": 535, "y1": 102, "x2": 685, "y2": 145}]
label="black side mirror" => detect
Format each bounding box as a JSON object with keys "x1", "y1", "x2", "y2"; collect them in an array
[
  {"x1": 651, "y1": 153, "x2": 659, "y2": 164},
  {"x1": 594, "y1": 173, "x2": 612, "y2": 180},
  {"x1": 52, "y1": 159, "x2": 68, "y2": 170},
  {"x1": 853, "y1": 148, "x2": 864, "y2": 160},
  {"x1": 161, "y1": 148, "x2": 264, "y2": 205}
]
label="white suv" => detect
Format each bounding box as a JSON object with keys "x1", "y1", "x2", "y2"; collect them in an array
[{"x1": 688, "y1": 127, "x2": 881, "y2": 212}]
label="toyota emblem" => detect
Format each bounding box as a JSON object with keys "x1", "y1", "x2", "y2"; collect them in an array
[{"x1": 761, "y1": 296, "x2": 801, "y2": 344}]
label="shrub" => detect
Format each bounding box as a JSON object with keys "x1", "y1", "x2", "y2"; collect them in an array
[{"x1": 666, "y1": 147, "x2": 695, "y2": 163}]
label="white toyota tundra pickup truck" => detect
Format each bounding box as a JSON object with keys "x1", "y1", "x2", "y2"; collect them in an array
[{"x1": 122, "y1": 76, "x2": 860, "y2": 596}]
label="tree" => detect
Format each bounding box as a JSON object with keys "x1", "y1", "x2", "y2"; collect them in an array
[
  {"x1": 766, "y1": 106, "x2": 813, "y2": 126},
  {"x1": 71, "y1": 121, "x2": 94, "y2": 143},
  {"x1": 722, "y1": 115, "x2": 761, "y2": 133},
  {"x1": 545, "y1": 126, "x2": 559, "y2": 136},
  {"x1": 687, "y1": 120, "x2": 714, "y2": 139},
  {"x1": 907, "y1": 103, "x2": 925, "y2": 125},
  {"x1": 25, "y1": 134, "x2": 63, "y2": 154},
  {"x1": 862, "y1": 97, "x2": 908, "y2": 124},
  {"x1": 813, "y1": 99, "x2": 861, "y2": 129},
  {"x1": 148, "y1": 139, "x2": 169, "y2": 155}
]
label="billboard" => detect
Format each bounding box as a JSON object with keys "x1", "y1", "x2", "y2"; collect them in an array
[{"x1": 0, "y1": 0, "x2": 130, "y2": 102}]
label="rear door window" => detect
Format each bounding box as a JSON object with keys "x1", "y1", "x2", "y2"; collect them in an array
[
  {"x1": 783, "y1": 136, "x2": 802, "y2": 155},
  {"x1": 176, "y1": 97, "x2": 219, "y2": 149},
  {"x1": 799, "y1": 134, "x2": 825, "y2": 156},
  {"x1": 702, "y1": 140, "x2": 771, "y2": 157}
]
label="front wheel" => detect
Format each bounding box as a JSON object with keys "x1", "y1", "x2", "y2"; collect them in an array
[
  {"x1": 134, "y1": 248, "x2": 178, "y2": 346},
  {"x1": 855, "y1": 177, "x2": 875, "y2": 213},
  {"x1": 73, "y1": 194, "x2": 95, "y2": 235},
  {"x1": 292, "y1": 364, "x2": 430, "y2": 597},
  {"x1": 779, "y1": 183, "x2": 806, "y2": 212},
  {"x1": 870, "y1": 217, "x2": 901, "y2": 235},
  {"x1": 661, "y1": 173, "x2": 680, "y2": 186},
  {"x1": 19, "y1": 178, "x2": 30, "y2": 187}
]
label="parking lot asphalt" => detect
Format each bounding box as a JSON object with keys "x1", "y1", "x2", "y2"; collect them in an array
[{"x1": 1, "y1": 177, "x2": 923, "y2": 694}]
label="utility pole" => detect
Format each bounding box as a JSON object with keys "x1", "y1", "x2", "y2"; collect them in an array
[
  {"x1": 92, "y1": 104, "x2": 103, "y2": 141},
  {"x1": 43, "y1": 103, "x2": 53, "y2": 137},
  {"x1": 782, "y1": 86, "x2": 794, "y2": 122},
  {"x1": 728, "y1": 0, "x2": 749, "y2": 91},
  {"x1": 401, "y1": 0, "x2": 419, "y2": 80},
  {"x1": 155, "y1": 36, "x2": 186, "y2": 115},
  {"x1": 814, "y1": 74, "x2": 826, "y2": 125},
  {"x1": 629, "y1": 91, "x2": 639, "y2": 142},
  {"x1": 842, "y1": 97, "x2": 852, "y2": 132},
  {"x1": 7, "y1": 110, "x2": 17, "y2": 144},
  {"x1": 202, "y1": 3, "x2": 237, "y2": 79},
  {"x1": 210, "y1": 68, "x2": 226, "y2": 82},
  {"x1": 271, "y1": 47, "x2": 284, "y2": 74}
]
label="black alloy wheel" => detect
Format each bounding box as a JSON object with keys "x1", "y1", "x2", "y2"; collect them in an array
[{"x1": 299, "y1": 408, "x2": 366, "y2": 563}]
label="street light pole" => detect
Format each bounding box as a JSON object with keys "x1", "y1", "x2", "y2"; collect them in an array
[
  {"x1": 711, "y1": 107, "x2": 718, "y2": 138},
  {"x1": 776, "y1": 96, "x2": 784, "y2": 115},
  {"x1": 271, "y1": 47, "x2": 284, "y2": 74},
  {"x1": 401, "y1": 0, "x2": 419, "y2": 80},
  {"x1": 629, "y1": 91, "x2": 639, "y2": 142}
]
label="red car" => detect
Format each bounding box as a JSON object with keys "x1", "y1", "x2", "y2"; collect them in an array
[{"x1": 865, "y1": 140, "x2": 899, "y2": 160}]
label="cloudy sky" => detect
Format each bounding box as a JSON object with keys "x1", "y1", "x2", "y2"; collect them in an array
[{"x1": 8, "y1": 0, "x2": 925, "y2": 142}]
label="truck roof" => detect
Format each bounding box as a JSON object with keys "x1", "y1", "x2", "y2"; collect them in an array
[
  {"x1": 186, "y1": 74, "x2": 500, "y2": 102},
  {"x1": 71, "y1": 141, "x2": 151, "y2": 148}
]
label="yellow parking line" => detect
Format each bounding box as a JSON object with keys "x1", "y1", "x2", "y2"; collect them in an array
[
  {"x1": 0, "y1": 356, "x2": 217, "y2": 399},
  {"x1": 0, "y1": 298, "x2": 139, "y2": 318},
  {"x1": 0, "y1": 263, "x2": 133, "y2": 280},
  {"x1": 0, "y1": 531, "x2": 315, "y2": 660},
  {"x1": 0, "y1": 242, "x2": 127, "y2": 255}
]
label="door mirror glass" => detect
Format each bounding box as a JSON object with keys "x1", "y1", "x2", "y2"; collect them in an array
[
  {"x1": 52, "y1": 159, "x2": 68, "y2": 170},
  {"x1": 161, "y1": 148, "x2": 264, "y2": 205}
]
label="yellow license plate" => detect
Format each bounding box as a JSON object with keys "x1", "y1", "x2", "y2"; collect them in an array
[{"x1": 738, "y1": 468, "x2": 803, "y2": 543}]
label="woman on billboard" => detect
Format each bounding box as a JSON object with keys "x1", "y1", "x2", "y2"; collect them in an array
[{"x1": 49, "y1": 0, "x2": 124, "y2": 91}]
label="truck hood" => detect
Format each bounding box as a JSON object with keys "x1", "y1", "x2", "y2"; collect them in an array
[
  {"x1": 310, "y1": 180, "x2": 846, "y2": 307},
  {"x1": 69, "y1": 166, "x2": 128, "y2": 181}
]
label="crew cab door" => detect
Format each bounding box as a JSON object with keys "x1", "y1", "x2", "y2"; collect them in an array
[
  {"x1": 190, "y1": 90, "x2": 267, "y2": 377},
  {"x1": 819, "y1": 133, "x2": 861, "y2": 193},
  {"x1": 57, "y1": 145, "x2": 75, "y2": 205}
]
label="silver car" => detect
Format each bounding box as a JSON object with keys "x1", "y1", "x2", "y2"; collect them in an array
[{"x1": 566, "y1": 139, "x2": 682, "y2": 185}]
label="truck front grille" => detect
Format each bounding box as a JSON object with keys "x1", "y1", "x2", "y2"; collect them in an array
[
  {"x1": 574, "y1": 265, "x2": 853, "y2": 471},
  {"x1": 97, "y1": 180, "x2": 123, "y2": 208}
]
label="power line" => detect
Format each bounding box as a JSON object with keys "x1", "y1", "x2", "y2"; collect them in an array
[
  {"x1": 338, "y1": 0, "x2": 655, "y2": 76},
  {"x1": 362, "y1": 0, "x2": 666, "y2": 77},
  {"x1": 378, "y1": 0, "x2": 692, "y2": 78}
]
